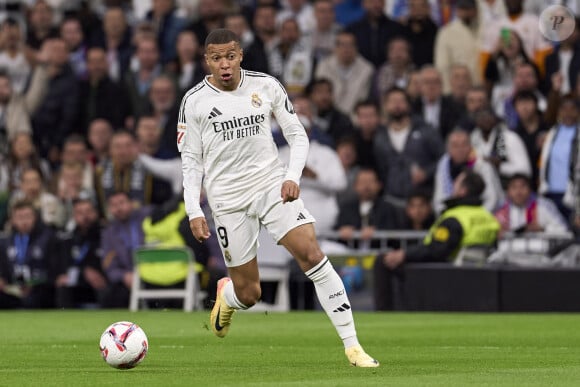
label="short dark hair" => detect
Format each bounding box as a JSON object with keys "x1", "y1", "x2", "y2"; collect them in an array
[
  {"x1": 460, "y1": 170, "x2": 486, "y2": 198},
  {"x1": 205, "y1": 28, "x2": 240, "y2": 48},
  {"x1": 63, "y1": 134, "x2": 87, "y2": 148},
  {"x1": 559, "y1": 93, "x2": 580, "y2": 110},
  {"x1": 10, "y1": 199, "x2": 36, "y2": 216},
  {"x1": 383, "y1": 86, "x2": 411, "y2": 105},
  {"x1": 2, "y1": 17, "x2": 20, "y2": 28},
  {"x1": 507, "y1": 173, "x2": 532, "y2": 188},
  {"x1": 111, "y1": 129, "x2": 137, "y2": 142},
  {"x1": 513, "y1": 90, "x2": 538, "y2": 105},
  {"x1": 407, "y1": 188, "x2": 432, "y2": 203},
  {"x1": 354, "y1": 100, "x2": 379, "y2": 113},
  {"x1": 305, "y1": 78, "x2": 333, "y2": 95},
  {"x1": 107, "y1": 191, "x2": 130, "y2": 201}
]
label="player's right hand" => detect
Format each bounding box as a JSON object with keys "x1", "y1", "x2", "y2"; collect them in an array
[{"x1": 190, "y1": 217, "x2": 211, "y2": 242}]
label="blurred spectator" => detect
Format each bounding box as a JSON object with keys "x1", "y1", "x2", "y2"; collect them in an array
[
  {"x1": 0, "y1": 200, "x2": 60, "y2": 308},
  {"x1": 480, "y1": 0, "x2": 552, "y2": 77},
  {"x1": 539, "y1": 96, "x2": 580, "y2": 221},
  {"x1": 306, "y1": 78, "x2": 354, "y2": 146},
  {"x1": 544, "y1": 17, "x2": 580, "y2": 96},
  {"x1": 335, "y1": 137, "x2": 360, "y2": 205},
  {"x1": 0, "y1": 64, "x2": 49, "y2": 156},
  {"x1": 26, "y1": 0, "x2": 59, "y2": 50},
  {"x1": 567, "y1": 135, "x2": 580, "y2": 234},
  {"x1": 188, "y1": 0, "x2": 226, "y2": 46},
  {"x1": 55, "y1": 198, "x2": 107, "y2": 308},
  {"x1": 375, "y1": 87, "x2": 444, "y2": 206},
  {"x1": 353, "y1": 100, "x2": 381, "y2": 170},
  {"x1": 31, "y1": 38, "x2": 78, "y2": 163},
  {"x1": 434, "y1": 0, "x2": 480, "y2": 94},
  {"x1": 145, "y1": 0, "x2": 188, "y2": 65},
  {"x1": 401, "y1": 0, "x2": 437, "y2": 68},
  {"x1": 226, "y1": 11, "x2": 269, "y2": 74},
  {"x1": 225, "y1": 13, "x2": 255, "y2": 50},
  {"x1": 87, "y1": 119, "x2": 113, "y2": 166},
  {"x1": 136, "y1": 115, "x2": 174, "y2": 159},
  {"x1": 5, "y1": 133, "x2": 51, "y2": 195},
  {"x1": 278, "y1": 115, "x2": 347, "y2": 235},
  {"x1": 412, "y1": 66, "x2": 463, "y2": 140},
  {"x1": 373, "y1": 36, "x2": 414, "y2": 101},
  {"x1": 0, "y1": 17, "x2": 32, "y2": 94},
  {"x1": 449, "y1": 64, "x2": 473, "y2": 108},
  {"x1": 100, "y1": 191, "x2": 151, "y2": 308},
  {"x1": 495, "y1": 174, "x2": 568, "y2": 235},
  {"x1": 308, "y1": 0, "x2": 341, "y2": 64},
  {"x1": 124, "y1": 36, "x2": 162, "y2": 120},
  {"x1": 60, "y1": 17, "x2": 87, "y2": 80},
  {"x1": 10, "y1": 167, "x2": 65, "y2": 229},
  {"x1": 289, "y1": 94, "x2": 333, "y2": 147},
  {"x1": 373, "y1": 170, "x2": 500, "y2": 310},
  {"x1": 405, "y1": 70, "x2": 422, "y2": 103},
  {"x1": 54, "y1": 162, "x2": 94, "y2": 230},
  {"x1": 145, "y1": 75, "x2": 180, "y2": 157},
  {"x1": 252, "y1": 4, "x2": 278, "y2": 56},
  {"x1": 95, "y1": 130, "x2": 172, "y2": 211},
  {"x1": 524, "y1": 0, "x2": 580, "y2": 17},
  {"x1": 315, "y1": 30, "x2": 373, "y2": 116},
  {"x1": 470, "y1": 107, "x2": 532, "y2": 184},
  {"x1": 513, "y1": 90, "x2": 548, "y2": 188},
  {"x1": 456, "y1": 86, "x2": 489, "y2": 131},
  {"x1": 269, "y1": 18, "x2": 312, "y2": 97},
  {"x1": 77, "y1": 46, "x2": 130, "y2": 133},
  {"x1": 397, "y1": 189, "x2": 435, "y2": 230},
  {"x1": 477, "y1": 0, "x2": 507, "y2": 26},
  {"x1": 58, "y1": 134, "x2": 94, "y2": 192},
  {"x1": 277, "y1": 0, "x2": 316, "y2": 34},
  {"x1": 334, "y1": 0, "x2": 365, "y2": 26},
  {"x1": 91, "y1": 7, "x2": 133, "y2": 82},
  {"x1": 166, "y1": 30, "x2": 205, "y2": 95},
  {"x1": 335, "y1": 168, "x2": 398, "y2": 249},
  {"x1": 345, "y1": 0, "x2": 406, "y2": 68},
  {"x1": 433, "y1": 129, "x2": 504, "y2": 214}
]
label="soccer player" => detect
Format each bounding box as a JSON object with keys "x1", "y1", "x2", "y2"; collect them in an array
[{"x1": 179, "y1": 29, "x2": 379, "y2": 367}]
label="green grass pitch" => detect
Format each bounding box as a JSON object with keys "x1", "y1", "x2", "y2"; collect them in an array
[{"x1": 1, "y1": 311, "x2": 580, "y2": 386}]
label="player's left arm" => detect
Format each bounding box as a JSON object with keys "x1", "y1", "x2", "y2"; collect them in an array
[{"x1": 271, "y1": 79, "x2": 310, "y2": 202}]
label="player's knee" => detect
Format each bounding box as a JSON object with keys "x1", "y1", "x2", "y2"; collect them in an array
[
  {"x1": 296, "y1": 244, "x2": 325, "y2": 267},
  {"x1": 238, "y1": 282, "x2": 261, "y2": 307}
]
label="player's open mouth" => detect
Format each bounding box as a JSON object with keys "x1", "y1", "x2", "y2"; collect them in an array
[{"x1": 221, "y1": 74, "x2": 232, "y2": 81}]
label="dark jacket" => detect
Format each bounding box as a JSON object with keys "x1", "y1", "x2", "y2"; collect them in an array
[
  {"x1": 77, "y1": 76, "x2": 130, "y2": 132},
  {"x1": 412, "y1": 96, "x2": 464, "y2": 140},
  {"x1": 373, "y1": 117, "x2": 445, "y2": 199},
  {"x1": 544, "y1": 43, "x2": 580, "y2": 94},
  {"x1": 335, "y1": 197, "x2": 398, "y2": 230},
  {"x1": 404, "y1": 17, "x2": 438, "y2": 67},
  {"x1": 31, "y1": 64, "x2": 79, "y2": 156},
  {"x1": 146, "y1": 8, "x2": 188, "y2": 64},
  {"x1": 0, "y1": 221, "x2": 60, "y2": 286},
  {"x1": 346, "y1": 14, "x2": 407, "y2": 68},
  {"x1": 90, "y1": 28, "x2": 133, "y2": 82},
  {"x1": 243, "y1": 36, "x2": 270, "y2": 74},
  {"x1": 314, "y1": 107, "x2": 354, "y2": 146}
]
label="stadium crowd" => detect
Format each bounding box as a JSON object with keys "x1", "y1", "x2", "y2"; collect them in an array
[{"x1": 0, "y1": 0, "x2": 579, "y2": 310}]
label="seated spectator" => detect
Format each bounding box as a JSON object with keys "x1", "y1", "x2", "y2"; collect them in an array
[
  {"x1": 286, "y1": 94, "x2": 333, "y2": 147},
  {"x1": 0, "y1": 17, "x2": 32, "y2": 94},
  {"x1": 306, "y1": 78, "x2": 354, "y2": 146},
  {"x1": 401, "y1": 0, "x2": 437, "y2": 68},
  {"x1": 405, "y1": 70, "x2": 422, "y2": 104},
  {"x1": 434, "y1": 129, "x2": 504, "y2": 214},
  {"x1": 95, "y1": 130, "x2": 172, "y2": 212},
  {"x1": 278, "y1": 115, "x2": 347, "y2": 235},
  {"x1": 513, "y1": 91, "x2": 549, "y2": 188},
  {"x1": 456, "y1": 86, "x2": 490, "y2": 132},
  {"x1": 248, "y1": 4, "x2": 278, "y2": 74},
  {"x1": 59, "y1": 134, "x2": 94, "y2": 191},
  {"x1": 353, "y1": 100, "x2": 381, "y2": 170},
  {"x1": 307, "y1": 0, "x2": 341, "y2": 64},
  {"x1": 87, "y1": 119, "x2": 113, "y2": 166},
  {"x1": 144, "y1": 0, "x2": 188, "y2": 65},
  {"x1": 55, "y1": 198, "x2": 107, "y2": 308},
  {"x1": 373, "y1": 37, "x2": 414, "y2": 101},
  {"x1": 136, "y1": 116, "x2": 174, "y2": 159},
  {"x1": 539, "y1": 95, "x2": 580, "y2": 221},
  {"x1": 396, "y1": 190, "x2": 435, "y2": 231},
  {"x1": 54, "y1": 162, "x2": 95, "y2": 230},
  {"x1": 335, "y1": 168, "x2": 398, "y2": 249},
  {"x1": 412, "y1": 66, "x2": 463, "y2": 140},
  {"x1": 495, "y1": 174, "x2": 568, "y2": 235},
  {"x1": 373, "y1": 170, "x2": 500, "y2": 310},
  {"x1": 60, "y1": 17, "x2": 87, "y2": 80},
  {"x1": 100, "y1": 191, "x2": 151, "y2": 308},
  {"x1": 0, "y1": 62, "x2": 49, "y2": 156},
  {"x1": 166, "y1": 30, "x2": 206, "y2": 96},
  {"x1": 25, "y1": 0, "x2": 59, "y2": 51},
  {"x1": 315, "y1": 30, "x2": 373, "y2": 117},
  {"x1": 144, "y1": 75, "x2": 180, "y2": 158},
  {"x1": 375, "y1": 87, "x2": 444, "y2": 207},
  {"x1": 335, "y1": 137, "x2": 360, "y2": 205},
  {"x1": 76, "y1": 46, "x2": 130, "y2": 133},
  {"x1": 10, "y1": 167, "x2": 65, "y2": 229},
  {"x1": 276, "y1": 0, "x2": 316, "y2": 34},
  {"x1": 470, "y1": 107, "x2": 532, "y2": 185},
  {"x1": 448, "y1": 64, "x2": 473, "y2": 109},
  {"x1": 0, "y1": 200, "x2": 60, "y2": 308},
  {"x1": 544, "y1": 17, "x2": 580, "y2": 96},
  {"x1": 5, "y1": 133, "x2": 51, "y2": 195},
  {"x1": 187, "y1": 0, "x2": 227, "y2": 46}
]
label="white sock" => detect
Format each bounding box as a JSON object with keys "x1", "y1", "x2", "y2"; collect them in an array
[
  {"x1": 222, "y1": 280, "x2": 248, "y2": 310},
  {"x1": 306, "y1": 257, "x2": 360, "y2": 349}
]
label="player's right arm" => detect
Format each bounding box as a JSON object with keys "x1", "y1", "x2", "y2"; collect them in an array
[{"x1": 178, "y1": 93, "x2": 210, "y2": 242}]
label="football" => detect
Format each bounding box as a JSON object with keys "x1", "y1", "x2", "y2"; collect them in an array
[{"x1": 99, "y1": 321, "x2": 148, "y2": 369}]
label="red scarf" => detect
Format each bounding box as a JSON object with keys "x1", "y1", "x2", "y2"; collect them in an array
[{"x1": 495, "y1": 195, "x2": 538, "y2": 231}]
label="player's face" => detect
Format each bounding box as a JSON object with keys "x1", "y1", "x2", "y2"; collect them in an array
[{"x1": 205, "y1": 42, "x2": 243, "y2": 91}]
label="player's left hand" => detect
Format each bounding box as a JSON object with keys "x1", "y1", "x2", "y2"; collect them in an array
[{"x1": 281, "y1": 180, "x2": 300, "y2": 203}]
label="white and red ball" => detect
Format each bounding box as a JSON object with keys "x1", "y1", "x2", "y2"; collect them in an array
[{"x1": 99, "y1": 321, "x2": 148, "y2": 369}]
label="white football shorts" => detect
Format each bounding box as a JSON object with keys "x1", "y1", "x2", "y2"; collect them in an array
[{"x1": 212, "y1": 184, "x2": 315, "y2": 267}]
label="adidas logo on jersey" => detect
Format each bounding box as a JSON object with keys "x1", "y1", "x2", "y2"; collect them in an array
[
  {"x1": 208, "y1": 107, "x2": 223, "y2": 119},
  {"x1": 296, "y1": 212, "x2": 306, "y2": 221}
]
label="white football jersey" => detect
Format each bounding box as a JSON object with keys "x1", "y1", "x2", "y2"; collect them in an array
[{"x1": 179, "y1": 69, "x2": 308, "y2": 219}]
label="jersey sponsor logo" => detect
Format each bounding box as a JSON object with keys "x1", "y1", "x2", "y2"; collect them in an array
[
  {"x1": 208, "y1": 107, "x2": 223, "y2": 119},
  {"x1": 251, "y1": 93, "x2": 262, "y2": 108},
  {"x1": 212, "y1": 114, "x2": 266, "y2": 141}
]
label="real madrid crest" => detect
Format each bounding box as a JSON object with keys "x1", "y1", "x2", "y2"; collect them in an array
[
  {"x1": 251, "y1": 93, "x2": 262, "y2": 108},
  {"x1": 224, "y1": 250, "x2": 232, "y2": 263}
]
